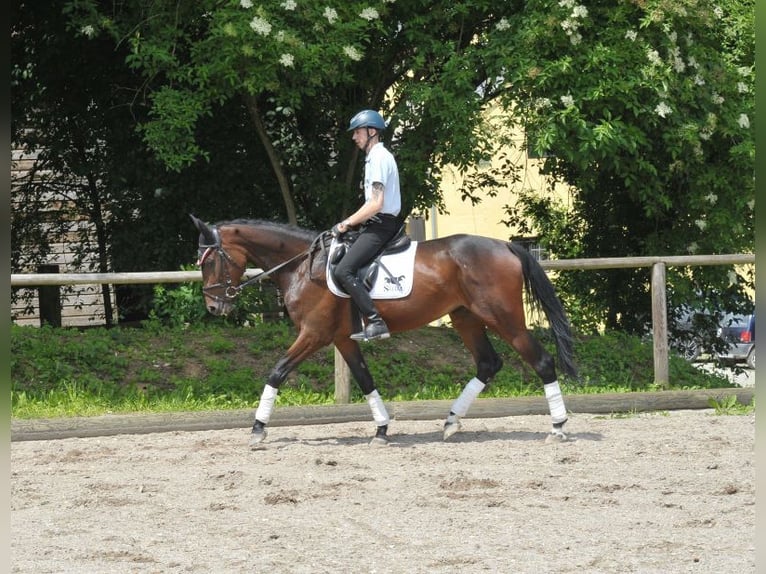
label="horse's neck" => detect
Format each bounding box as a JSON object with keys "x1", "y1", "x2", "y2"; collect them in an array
[{"x1": 238, "y1": 228, "x2": 313, "y2": 283}]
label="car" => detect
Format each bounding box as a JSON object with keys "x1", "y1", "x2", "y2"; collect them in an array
[
  {"x1": 667, "y1": 307, "x2": 718, "y2": 362},
  {"x1": 716, "y1": 313, "x2": 755, "y2": 369}
]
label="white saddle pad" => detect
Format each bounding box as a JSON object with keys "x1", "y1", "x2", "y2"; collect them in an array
[{"x1": 326, "y1": 239, "x2": 418, "y2": 300}]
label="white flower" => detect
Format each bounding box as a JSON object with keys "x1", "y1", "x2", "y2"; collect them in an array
[
  {"x1": 694, "y1": 75, "x2": 705, "y2": 86},
  {"x1": 687, "y1": 242, "x2": 699, "y2": 254},
  {"x1": 80, "y1": 25, "x2": 95, "y2": 38},
  {"x1": 747, "y1": 199, "x2": 755, "y2": 210},
  {"x1": 560, "y1": 94, "x2": 574, "y2": 107},
  {"x1": 343, "y1": 45, "x2": 363, "y2": 61},
  {"x1": 323, "y1": 7, "x2": 338, "y2": 23},
  {"x1": 705, "y1": 193, "x2": 718, "y2": 205},
  {"x1": 250, "y1": 16, "x2": 272, "y2": 36},
  {"x1": 672, "y1": 55, "x2": 685, "y2": 73},
  {"x1": 667, "y1": 30, "x2": 677, "y2": 43},
  {"x1": 737, "y1": 82, "x2": 749, "y2": 93},
  {"x1": 496, "y1": 18, "x2": 510, "y2": 31},
  {"x1": 687, "y1": 56, "x2": 698, "y2": 69},
  {"x1": 558, "y1": 0, "x2": 575, "y2": 8},
  {"x1": 560, "y1": 19, "x2": 573, "y2": 31},
  {"x1": 572, "y1": 5, "x2": 588, "y2": 18},
  {"x1": 359, "y1": 7, "x2": 379, "y2": 21},
  {"x1": 276, "y1": 30, "x2": 286, "y2": 42},
  {"x1": 699, "y1": 127, "x2": 712, "y2": 141},
  {"x1": 727, "y1": 270, "x2": 738, "y2": 286},
  {"x1": 279, "y1": 53, "x2": 294, "y2": 67},
  {"x1": 569, "y1": 32, "x2": 582, "y2": 45},
  {"x1": 711, "y1": 92, "x2": 724, "y2": 105},
  {"x1": 536, "y1": 97, "x2": 552, "y2": 109},
  {"x1": 654, "y1": 101, "x2": 672, "y2": 118},
  {"x1": 738, "y1": 114, "x2": 750, "y2": 129},
  {"x1": 694, "y1": 219, "x2": 707, "y2": 231},
  {"x1": 713, "y1": 6, "x2": 723, "y2": 18},
  {"x1": 240, "y1": 0, "x2": 253, "y2": 7},
  {"x1": 737, "y1": 66, "x2": 751, "y2": 77},
  {"x1": 281, "y1": 0, "x2": 297, "y2": 9},
  {"x1": 625, "y1": 30, "x2": 637, "y2": 41},
  {"x1": 646, "y1": 49, "x2": 662, "y2": 66}
]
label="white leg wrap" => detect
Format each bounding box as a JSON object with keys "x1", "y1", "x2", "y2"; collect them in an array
[
  {"x1": 255, "y1": 384, "x2": 279, "y2": 424},
  {"x1": 450, "y1": 377, "x2": 486, "y2": 417},
  {"x1": 544, "y1": 381, "x2": 567, "y2": 424},
  {"x1": 365, "y1": 390, "x2": 390, "y2": 426}
]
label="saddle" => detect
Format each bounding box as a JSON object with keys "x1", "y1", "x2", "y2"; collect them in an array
[{"x1": 329, "y1": 226, "x2": 412, "y2": 291}]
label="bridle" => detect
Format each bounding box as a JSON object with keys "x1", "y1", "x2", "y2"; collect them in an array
[
  {"x1": 197, "y1": 225, "x2": 330, "y2": 304},
  {"x1": 196, "y1": 226, "x2": 246, "y2": 304}
]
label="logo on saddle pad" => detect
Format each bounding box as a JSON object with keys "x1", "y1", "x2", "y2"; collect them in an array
[{"x1": 326, "y1": 237, "x2": 418, "y2": 300}]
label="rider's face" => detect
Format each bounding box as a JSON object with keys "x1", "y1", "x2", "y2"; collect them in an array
[{"x1": 352, "y1": 127, "x2": 376, "y2": 151}]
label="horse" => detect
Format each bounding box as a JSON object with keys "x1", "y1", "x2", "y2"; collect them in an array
[{"x1": 191, "y1": 215, "x2": 578, "y2": 448}]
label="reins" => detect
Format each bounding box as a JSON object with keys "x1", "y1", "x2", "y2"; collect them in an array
[{"x1": 199, "y1": 227, "x2": 331, "y2": 302}]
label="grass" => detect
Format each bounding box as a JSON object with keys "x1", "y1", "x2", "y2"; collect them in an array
[{"x1": 11, "y1": 319, "x2": 742, "y2": 419}]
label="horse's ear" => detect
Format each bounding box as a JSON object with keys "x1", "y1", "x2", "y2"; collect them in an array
[
  {"x1": 190, "y1": 213, "x2": 204, "y2": 230},
  {"x1": 190, "y1": 214, "x2": 216, "y2": 244}
]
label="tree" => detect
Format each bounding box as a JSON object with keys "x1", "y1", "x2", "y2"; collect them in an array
[
  {"x1": 62, "y1": 0, "x2": 508, "y2": 227},
  {"x1": 11, "y1": 1, "x2": 287, "y2": 321},
  {"x1": 484, "y1": 0, "x2": 755, "y2": 332},
  {"x1": 19, "y1": 0, "x2": 753, "y2": 331}
]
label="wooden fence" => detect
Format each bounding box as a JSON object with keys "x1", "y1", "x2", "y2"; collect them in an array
[{"x1": 11, "y1": 253, "x2": 754, "y2": 399}]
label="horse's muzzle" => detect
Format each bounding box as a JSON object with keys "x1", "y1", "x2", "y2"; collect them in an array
[{"x1": 207, "y1": 300, "x2": 233, "y2": 316}]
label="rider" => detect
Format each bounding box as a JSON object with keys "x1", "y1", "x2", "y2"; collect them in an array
[{"x1": 333, "y1": 109, "x2": 402, "y2": 341}]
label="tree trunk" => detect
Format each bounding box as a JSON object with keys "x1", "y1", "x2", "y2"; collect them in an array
[
  {"x1": 86, "y1": 175, "x2": 115, "y2": 327},
  {"x1": 243, "y1": 94, "x2": 297, "y2": 225}
]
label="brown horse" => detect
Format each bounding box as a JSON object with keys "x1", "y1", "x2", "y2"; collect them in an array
[{"x1": 191, "y1": 215, "x2": 577, "y2": 447}]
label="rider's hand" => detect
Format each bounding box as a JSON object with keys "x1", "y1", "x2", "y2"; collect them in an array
[{"x1": 332, "y1": 220, "x2": 351, "y2": 237}]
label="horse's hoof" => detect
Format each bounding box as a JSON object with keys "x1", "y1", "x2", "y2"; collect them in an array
[
  {"x1": 369, "y1": 425, "x2": 390, "y2": 447},
  {"x1": 369, "y1": 435, "x2": 390, "y2": 447},
  {"x1": 249, "y1": 428, "x2": 268, "y2": 448},
  {"x1": 443, "y1": 419, "x2": 462, "y2": 441},
  {"x1": 545, "y1": 430, "x2": 570, "y2": 444}
]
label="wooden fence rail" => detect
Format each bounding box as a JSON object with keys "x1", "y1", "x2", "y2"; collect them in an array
[{"x1": 12, "y1": 253, "x2": 754, "y2": 399}]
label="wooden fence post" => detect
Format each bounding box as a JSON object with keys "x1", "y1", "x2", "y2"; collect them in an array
[
  {"x1": 651, "y1": 262, "x2": 669, "y2": 387},
  {"x1": 334, "y1": 347, "x2": 351, "y2": 403}
]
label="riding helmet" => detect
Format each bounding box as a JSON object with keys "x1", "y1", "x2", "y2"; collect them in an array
[{"x1": 347, "y1": 109, "x2": 387, "y2": 131}]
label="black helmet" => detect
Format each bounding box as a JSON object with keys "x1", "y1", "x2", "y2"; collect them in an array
[{"x1": 347, "y1": 109, "x2": 387, "y2": 131}]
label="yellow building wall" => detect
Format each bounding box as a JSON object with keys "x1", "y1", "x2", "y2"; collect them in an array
[{"x1": 421, "y1": 148, "x2": 570, "y2": 242}]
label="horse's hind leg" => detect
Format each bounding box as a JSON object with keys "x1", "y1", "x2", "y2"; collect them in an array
[
  {"x1": 443, "y1": 308, "x2": 504, "y2": 440},
  {"x1": 335, "y1": 338, "x2": 391, "y2": 446},
  {"x1": 500, "y1": 326, "x2": 569, "y2": 441}
]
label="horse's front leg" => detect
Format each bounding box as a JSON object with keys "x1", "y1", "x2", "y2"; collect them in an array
[
  {"x1": 335, "y1": 338, "x2": 390, "y2": 446},
  {"x1": 250, "y1": 333, "x2": 325, "y2": 448}
]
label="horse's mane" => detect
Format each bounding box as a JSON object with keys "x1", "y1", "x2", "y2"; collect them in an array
[{"x1": 217, "y1": 218, "x2": 320, "y2": 244}]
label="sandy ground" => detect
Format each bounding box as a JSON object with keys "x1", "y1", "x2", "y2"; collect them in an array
[{"x1": 11, "y1": 410, "x2": 755, "y2": 574}]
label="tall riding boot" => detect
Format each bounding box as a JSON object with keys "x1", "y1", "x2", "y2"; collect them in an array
[{"x1": 343, "y1": 279, "x2": 390, "y2": 341}]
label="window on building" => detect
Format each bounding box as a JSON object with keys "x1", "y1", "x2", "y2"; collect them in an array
[{"x1": 511, "y1": 237, "x2": 549, "y2": 261}]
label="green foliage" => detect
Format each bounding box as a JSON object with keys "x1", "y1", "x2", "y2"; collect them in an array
[
  {"x1": 149, "y1": 282, "x2": 208, "y2": 327},
  {"x1": 11, "y1": 322, "x2": 739, "y2": 419},
  {"x1": 14, "y1": 1, "x2": 754, "y2": 331},
  {"x1": 492, "y1": 0, "x2": 754, "y2": 332},
  {"x1": 707, "y1": 394, "x2": 754, "y2": 415}
]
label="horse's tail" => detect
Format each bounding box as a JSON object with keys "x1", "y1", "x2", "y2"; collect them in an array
[{"x1": 508, "y1": 243, "x2": 578, "y2": 379}]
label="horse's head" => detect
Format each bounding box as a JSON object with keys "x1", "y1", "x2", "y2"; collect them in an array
[{"x1": 191, "y1": 214, "x2": 246, "y2": 316}]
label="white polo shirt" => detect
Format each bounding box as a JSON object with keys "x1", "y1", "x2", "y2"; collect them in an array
[{"x1": 364, "y1": 142, "x2": 401, "y2": 216}]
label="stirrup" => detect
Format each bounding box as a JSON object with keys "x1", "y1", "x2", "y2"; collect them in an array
[{"x1": 351, "y1": 319, "x2": 390, "y2": 341}]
